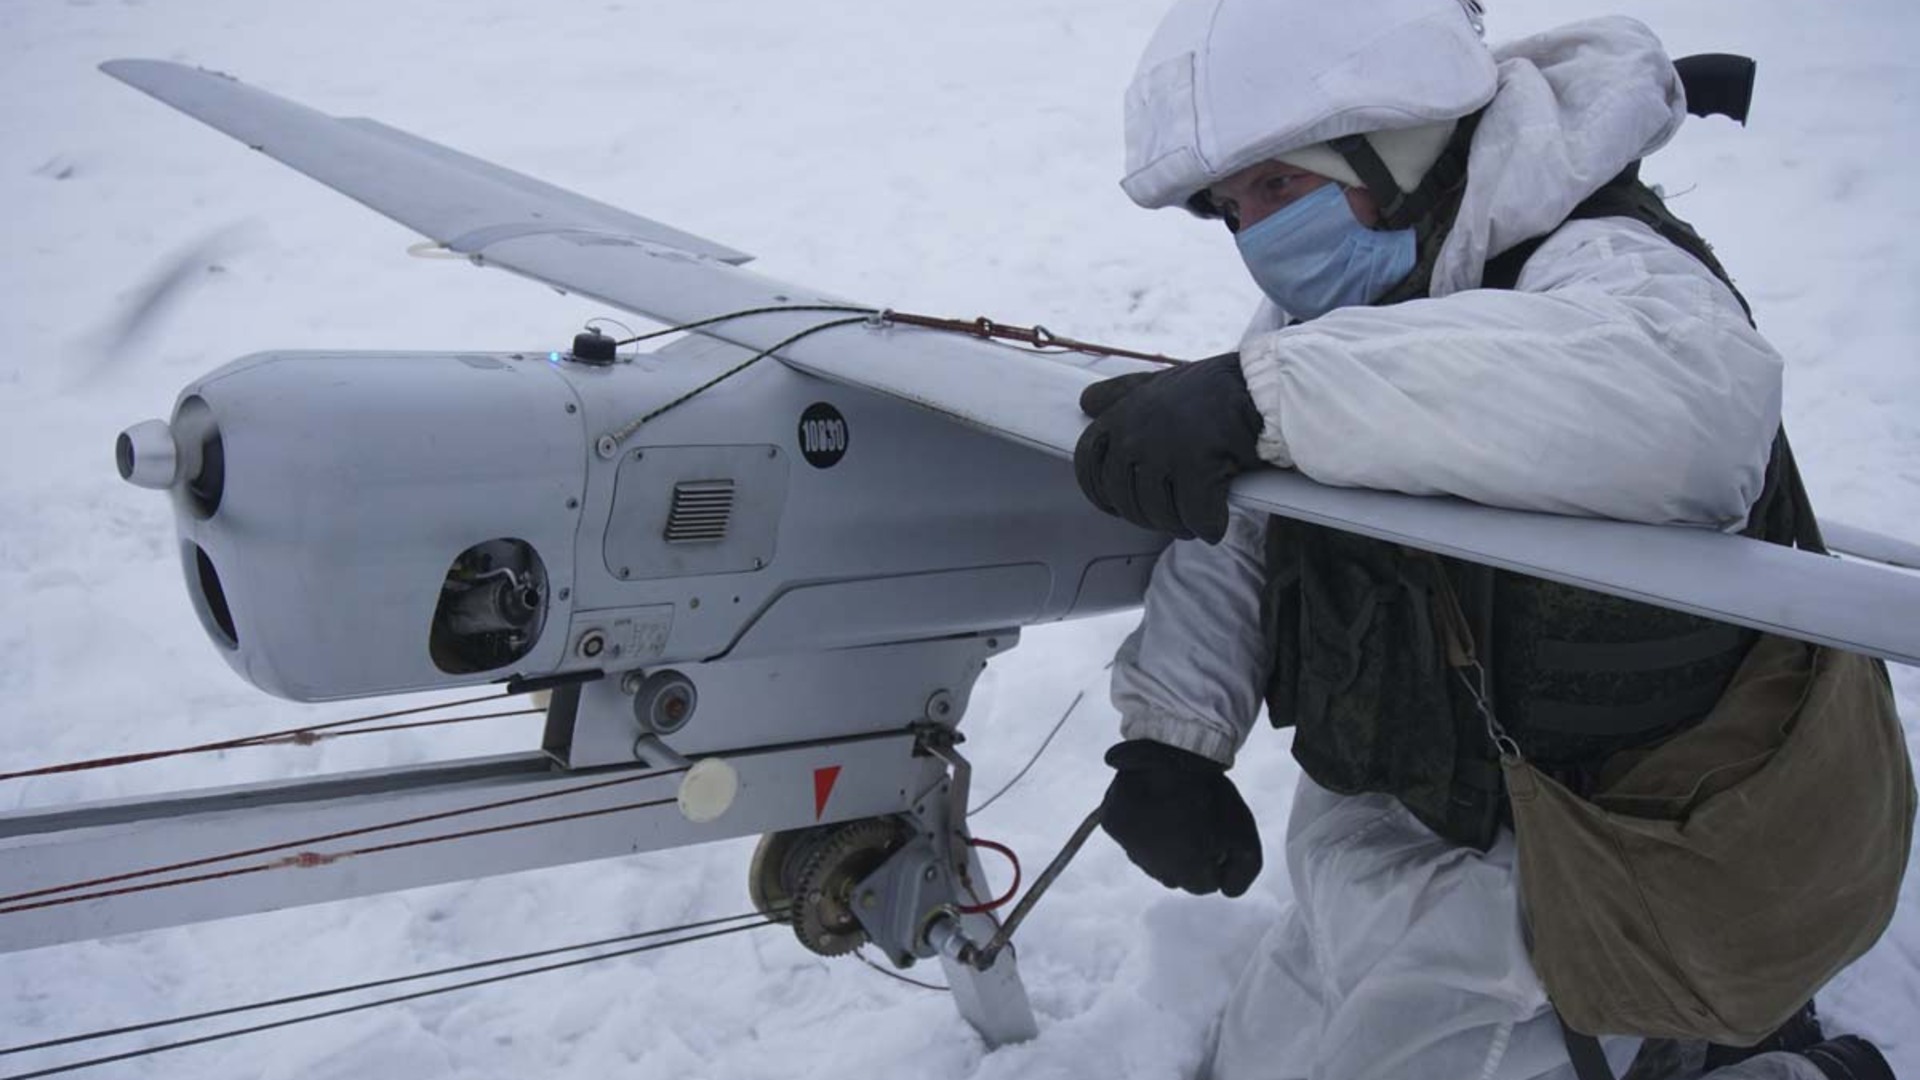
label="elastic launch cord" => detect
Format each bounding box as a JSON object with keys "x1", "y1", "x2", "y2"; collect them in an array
[
  {"x1": 0, "y1": 695, "x2": 533, "y2": 783},
  {"x1": 594, "y1": 303, "x2": 1190, "y2": 453}
]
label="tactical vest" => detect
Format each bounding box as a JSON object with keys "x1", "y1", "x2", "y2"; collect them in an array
[{"x1": 1260, "y1": 166, "x2": 1812, "y2": 851}]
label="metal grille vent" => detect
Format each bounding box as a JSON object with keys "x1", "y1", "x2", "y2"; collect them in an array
[{"x1": 665, "y1": 479, "x2": 735, "y2": 544}]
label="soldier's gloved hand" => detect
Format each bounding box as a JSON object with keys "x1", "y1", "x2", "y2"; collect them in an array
[
  {"x1": 1099, "y1": 740, "x2": 1263, "y2": 897},
  {"x1": 1073, "y1": 352, "x2": 1264, "y2": 545}
]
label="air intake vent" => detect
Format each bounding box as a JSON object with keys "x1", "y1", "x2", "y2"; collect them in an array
[{"x1": 665, "y1": 479, "x2": 735, "y2": 544}]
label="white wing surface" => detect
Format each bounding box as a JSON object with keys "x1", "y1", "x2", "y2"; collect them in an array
[{"x1": 102, "y1": 60, "x2": 1920, "y2": 667}]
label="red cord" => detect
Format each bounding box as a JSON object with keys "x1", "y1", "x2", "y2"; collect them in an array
[
  {"x1": 0, "y1": 695, "x2": 532, "y2": 782},
  {"x1": 956, "y1": 837, "x2": 1021, "y2": 914},
  {"x1": 0, "y1": 767, "x2": 688, "y2": 912}
]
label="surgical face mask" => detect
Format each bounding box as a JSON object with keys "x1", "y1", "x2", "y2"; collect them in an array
[{"x1": 1232, "y1": 182, "x2": 1417, "y2": 321}]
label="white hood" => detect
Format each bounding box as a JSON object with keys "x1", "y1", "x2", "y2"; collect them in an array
[
  {"x1": 1119, "y1": 0, "x2": 1497, "y2": 210},
  {"x1": 1226, "y1": 17, "x2": 1781, "y2": 529},
  {"x1": 1238, "y1": 15, "x2": 1691, "y2": 333},
  {"x1": 1430, "y1": 16, "x2": 1688, "y2": 294}
]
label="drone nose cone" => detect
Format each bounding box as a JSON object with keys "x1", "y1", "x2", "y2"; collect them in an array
[{"x1": 117, "y1": 419, "x2": 179, "y2": 489}]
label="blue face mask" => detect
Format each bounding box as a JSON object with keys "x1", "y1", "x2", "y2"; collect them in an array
[{"x1": 1232, "y1": 182, "x2": 1417, "y2": 321}]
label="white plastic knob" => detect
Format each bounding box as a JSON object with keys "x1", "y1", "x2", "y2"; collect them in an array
[{"x1": 677, "y1": 758, "x2": 740, "y2": 824}]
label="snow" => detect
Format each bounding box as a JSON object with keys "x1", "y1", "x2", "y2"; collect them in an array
[{"x1": 1, "y1": 0, "x2": 1916, "y2": 1077}]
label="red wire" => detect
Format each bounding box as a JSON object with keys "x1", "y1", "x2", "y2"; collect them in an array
[
  {"x1": 0, "y1": 694, "x2": 524, "y2": 782},
  {"x1": 0, "y1": 795, "x2": 681, "y2": 916},
  {"x1": 0, "y1": 766, "x2": 688, "y2": 912},
  {"x1": 955, "y1": 837, "x2": 1021, "y2": 915}
]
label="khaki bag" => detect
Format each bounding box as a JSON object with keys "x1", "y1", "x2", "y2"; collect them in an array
[{"x1": 1503, "y1": 635, "x2": 1914, "y2": 1044}]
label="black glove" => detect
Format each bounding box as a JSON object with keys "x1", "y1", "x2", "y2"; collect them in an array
[
  {"x1": 1099, "y1": 740, "x2": 1263, "y2": 897},
  {"x1": 1073, "y1": 352, "x2": 1264, "y2": 544}
]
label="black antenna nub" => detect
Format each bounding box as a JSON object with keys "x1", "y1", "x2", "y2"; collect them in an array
[
  {"x1": 1674, "y1": 54, "x2": 1757, "y2": 126},
  {"x1": 569, "y1": 327, "x2": 617, "y2": 365}
]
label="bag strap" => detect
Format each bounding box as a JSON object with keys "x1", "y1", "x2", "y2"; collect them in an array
[
  {"x1": 1559, "y1": 1012, "x2": 1618, "y2": 1080},
  {"x1": 1779, "y1": 433, "x2": 1827, "y2": 555}
]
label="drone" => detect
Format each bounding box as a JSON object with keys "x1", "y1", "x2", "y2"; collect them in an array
[{"x1": 2, "y1": 60, "x2": 1916, "y2": 1054}]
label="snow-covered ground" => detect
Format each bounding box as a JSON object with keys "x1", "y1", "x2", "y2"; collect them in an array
[{"x1": 2, "y1": 0, "x2": 1915, "y2": 1077}]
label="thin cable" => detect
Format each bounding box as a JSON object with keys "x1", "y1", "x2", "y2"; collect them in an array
[
  {"x1": 0, "y1": 792, "x2": 680, "y2": 915},
  {"x1": 611, "y1": 304, "x2": 877, "y2": 346},
  {"x1": 968, "y1": 690, "x2": 1085, "y2": 817},
  {"x1": 0, "y1": 919, "x2": 779, "y2": 1080},
  {"x1": 603, "y1": 315, "x2": 871, "y2": 444},
  {"x1": 584, "y1": 316, "x2": 637, "y2": 347},
  {"x1": 0, "y1": 909, "x2": 783, "y2": 1057},
  {"x1": 601, "y1": 302, "x2": 1184, "y2": 447},
  {"x1": 0, "y1": 766, "x2": 687, "y2": 910},
  {"x1": 241, "y1": 707, "x2": 541, "y2": 746},
  {"x1": 854, "y1": 948, "x2": 950, "y2": 993},
  {"x1": 0, "y1": 693, "x2": 519, "y2": 781}
]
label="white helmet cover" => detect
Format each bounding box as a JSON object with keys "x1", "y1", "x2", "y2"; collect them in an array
[{"x1": 1120, "y1": 0, "x2": 1500, "y2": 209}]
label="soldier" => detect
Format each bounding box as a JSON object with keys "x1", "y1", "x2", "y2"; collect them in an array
[{"x1": 1073, "y1": 2, "x2": 1899, "y2": 1078}]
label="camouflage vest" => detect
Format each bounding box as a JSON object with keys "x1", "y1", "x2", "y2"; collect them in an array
[{"x1": 1260, "y1": 166, "x2": 1810, "y2": 850}]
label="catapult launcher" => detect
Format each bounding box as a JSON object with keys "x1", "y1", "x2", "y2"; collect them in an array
[{"x1": 3, "y1": 60, "x2": 1917, "y2": 1050}]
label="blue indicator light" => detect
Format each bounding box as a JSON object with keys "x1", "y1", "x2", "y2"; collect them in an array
[{"x1": 548, "y1": 351, "x2": 561, "y2": 364}]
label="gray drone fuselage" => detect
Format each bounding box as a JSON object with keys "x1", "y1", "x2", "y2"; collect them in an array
[
  {"x1": 127, "y1": 333, "x2": 1165, "y2": 706},
  {"x1": 37, "y1": 328, "x2": 1166, "y2": 1049}
]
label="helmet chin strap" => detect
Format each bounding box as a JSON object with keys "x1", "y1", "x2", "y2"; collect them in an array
[
  {"x1": 1327, "y1": 133, "x2": 1417, "y2": 228},
  {"x1": 1328, "y1": 111, "x2": 1484, "y2": 232}
]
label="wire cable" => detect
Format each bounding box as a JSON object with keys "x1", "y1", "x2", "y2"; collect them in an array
[
  {"x1": 853, "y1": 948, "x2": 950, "y2": 993},
  {"x1": 968, "y1": 689, "x2": 1085, "y2": 817},
  {"x1": 602, "y1": 314, "x2": 872, "y2": 446},
  {"x1": 0, "y1": 693, "x2": 527, "y2": 782},
  {"x1": 0, "y1": 766, "x2": 688, "y2": 911},
  {"x1": 240, "y1": 707, "x2": 540, "y2": 746},
  {"x1": 0, "y1": 918, "x2": 780, "y2": 1079},
  {"x1": 610, "y1": 304, "x2": 877, "y2": 347},
  {"x1": 0, "y1": 909, "x2": 782, "y2": 1058},
  {"x1": 599, "y1": 301, "x2": 1185, "y2": 448}
]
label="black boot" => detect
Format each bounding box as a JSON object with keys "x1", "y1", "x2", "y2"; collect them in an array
[{"x1": 1799, "y1": 1035, "x2": 1896, "y2": 1080}]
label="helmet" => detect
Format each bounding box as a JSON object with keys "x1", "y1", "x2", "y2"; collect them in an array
[{"x1": 1120, "y1": 0, "x2": 1498, "y2": 228}]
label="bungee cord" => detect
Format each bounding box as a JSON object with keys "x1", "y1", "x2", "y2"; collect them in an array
[
  {"x1": 596, "y1": 301, "x2": 1189, "y2": 448},
  {"x1": 0, "y1": 766, "x2": 690, "y2": 912},
  {"x1": 0, "y1": 693, "x2": 538, "y2": 782}
]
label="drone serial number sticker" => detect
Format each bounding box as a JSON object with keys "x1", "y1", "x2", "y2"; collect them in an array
[{"x1": 798, "y1": 403, "x2": 849, "y2": 469}]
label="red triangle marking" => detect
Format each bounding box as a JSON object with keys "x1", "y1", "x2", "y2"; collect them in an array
[{"x1": 813, "y1": 766, "x2": 842, "y2": 820}]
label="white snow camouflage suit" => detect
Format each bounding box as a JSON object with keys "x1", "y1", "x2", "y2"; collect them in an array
[{"x1": 1110, "y1": 14, "x2": 1836, "y2": 1080}]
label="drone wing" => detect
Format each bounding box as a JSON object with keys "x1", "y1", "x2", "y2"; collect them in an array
[{"x1": 102, "y1": 59, "x2": 1920, "y2": 666}]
